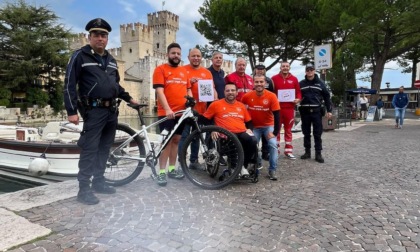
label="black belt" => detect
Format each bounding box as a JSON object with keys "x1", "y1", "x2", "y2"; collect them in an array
[
  {"x1": 89, "y1": 98, "x2": 117, "y2": 108},
  {"x1": 299, "y1": 106, "x2": 321, "y2": 113}
]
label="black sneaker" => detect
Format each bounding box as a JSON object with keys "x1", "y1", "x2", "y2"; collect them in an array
[
  {"x1": 268, "y1": 170, "x2": 277, "y2": 181},
  {"x1": 77, "y1": 190, "x2": 99, "y2": 205},
  {"x1": 168, "y1": 169, "x2": 185, "y2": 179},
  {"x1": 157, "y1": 173, "x2": 167, "y2": 186},
  {"x1": 219, "y1": 156, "x2": 227, "y2": 166},
  {"x1": 92, "y1": 183, "x2": 116, "y2": 194},
  {"x1": 315, "y1": 153, "x2": 324, "y2": 163},
  {"x1": 188, "y1": 161, "x2": 202, "y2": 170}
]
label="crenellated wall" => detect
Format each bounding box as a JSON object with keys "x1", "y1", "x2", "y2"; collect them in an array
[
  {"x1": 147, "y1": 11, "x2": 179, "y2": 55},
  {"x1": 65, "y1": 10, "x2": 233, "y2": 115},
  {"x1": 69, "y1": 33, "x2": 88, "y2": 51}
]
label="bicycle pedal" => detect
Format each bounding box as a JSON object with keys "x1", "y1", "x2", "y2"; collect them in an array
[{"x1": 150, "y1": 174, "x2": 157, "y2": 180}]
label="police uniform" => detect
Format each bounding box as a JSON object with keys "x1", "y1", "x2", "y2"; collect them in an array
[
  {"x1": 64, "y1": 18, "x2": 134, "y2": 204},
  {"x1": 298, "y1": 63, "x2": 332, "y2": 162}
]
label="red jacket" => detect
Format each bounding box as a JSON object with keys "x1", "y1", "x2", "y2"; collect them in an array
[
  {"x1": 224, "y1": 72, "x2": 254, "y2": 101},
  {"x1": 272, "y1": 73, "x2": 302, "y2": 109}
]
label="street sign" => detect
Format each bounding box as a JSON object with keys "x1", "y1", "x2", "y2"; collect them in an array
[
  {"x1": 414, "y1": 80, "x2": 420, "y2": 88},
  {"x1": 314, "y1": 44, "x2": 332, "y2": 70}
]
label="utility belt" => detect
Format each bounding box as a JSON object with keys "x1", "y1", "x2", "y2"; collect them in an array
[
  {"x1": 78, "y1": 97, "x2": 118, "y2": 115},
  {"x1": 299, "y1": 105, "x2": 325, "y2": 116},
  {"x1": 88, "y1": 98, "x2": 117, "y2": 108}
]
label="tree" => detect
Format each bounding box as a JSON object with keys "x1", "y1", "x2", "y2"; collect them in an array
[
  {"x1": 341, "y1": 0, "x2": 420, "y2": 103},
  {"x1": 194, "y1": 0, "x2": 319, "y2": 70},
  {"x1": 397, "y1": 46, "x2": 420, "y2": 87},
  {"x1": 0, "y1": 0, "x2": 71, "y2": 112}
]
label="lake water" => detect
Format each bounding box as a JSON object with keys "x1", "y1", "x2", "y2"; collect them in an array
[{"x1": 0, "y1": 177, "x2": 37, "y2": 194}]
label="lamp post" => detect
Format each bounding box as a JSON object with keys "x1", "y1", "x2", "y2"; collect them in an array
[{"x1": 386, "y1": 82, "x2": 390, "y2": 89}]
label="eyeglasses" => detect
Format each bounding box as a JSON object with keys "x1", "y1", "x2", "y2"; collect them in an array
[{"x1": 305, "y1": 69, "x2": 315, "y2": 72}]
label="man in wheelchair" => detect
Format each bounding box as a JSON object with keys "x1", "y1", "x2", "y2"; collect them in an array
[{"x1": 198, "y1": 83, "x2": 259, "y2": 178}]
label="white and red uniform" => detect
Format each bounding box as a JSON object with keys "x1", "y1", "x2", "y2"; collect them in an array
[{"x1": 272, "y1": 73, "x2": 302, "y2": 155}]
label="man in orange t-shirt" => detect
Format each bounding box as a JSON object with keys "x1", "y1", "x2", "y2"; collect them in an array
[
  {"x1": 203, "y1": 83, "x2": 258, "y2": 174},
  {"x1": 178, "y1": 48, "x2": 217, "y2": 170},
  {"x1": 242, "y1": 75, "x2": 281, "y2": 181},
  {"x1": 153, "y1": 42, "x2": 191, "y2": 186}
]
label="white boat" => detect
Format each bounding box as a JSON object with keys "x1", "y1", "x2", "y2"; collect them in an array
[
  {"x1": 0, "y1": 121, "x2": 159, "y2": 183},
  {"x1": 0, "y1": 122, "x2": 82, "y2": 180}
]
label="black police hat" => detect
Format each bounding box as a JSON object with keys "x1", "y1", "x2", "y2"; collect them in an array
[
  {"x1": 85, "y1": 18, "x2": 112, "y2": 33},
  {"x1": 305, "y1": 63, "x2": 315, "y2": 70},
  {"x1": 255, "y1": 62, "x2": 265, "y2": 69}
]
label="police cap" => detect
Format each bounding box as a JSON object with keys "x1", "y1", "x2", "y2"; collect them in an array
[
  {"x1": 305, "y1": 63, "x2": 315, "y2": 70},
  {"x1": 85, "y1": 18, "x2": 112, "y2": 33},
  {"x1": 255, "y1": 62, "x2": 265, "y2": 70}
]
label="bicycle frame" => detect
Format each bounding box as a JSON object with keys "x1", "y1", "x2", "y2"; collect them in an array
[{"x1": 110, "y1": 106, "x2": 204, "y2": 164}]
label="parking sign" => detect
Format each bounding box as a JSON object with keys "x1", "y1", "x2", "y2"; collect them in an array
[{"x1": 314, "y1": 44, "x2": 332, "y2": 70}]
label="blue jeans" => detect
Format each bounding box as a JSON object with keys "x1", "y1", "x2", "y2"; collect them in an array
[
  {"x1": 253, "y1": 126, "x2": 278, "y2": 171},
  {"x1": 178, "y1": 123, "x2": 199, "y2": 162},
  {"x1": 395, "y1": 108, "x2": 406, "y2": 126}
]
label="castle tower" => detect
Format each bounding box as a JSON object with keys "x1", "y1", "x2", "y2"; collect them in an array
[
  {"x1": 119, "y1": 22, "x2": 154, "y2": 68},
  {"x1": 147, "y1": 11, "x2": 179, "y2": 55}
]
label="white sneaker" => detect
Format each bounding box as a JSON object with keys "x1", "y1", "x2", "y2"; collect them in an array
[
  {"x1": 240, "y1": 166, "x2": 249, "y2": 177},
  {"x1": 285, "y1": 153, "x2": 296, "y2": 160}
]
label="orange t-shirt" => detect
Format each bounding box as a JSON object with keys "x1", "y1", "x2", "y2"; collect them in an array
[
  {"x1": 153, "y1": 64, "x2": 190, "y2": 117},
  {"x1": 241, "y1": 90, "x2": 281, "y2": 128},
  {"x1": 203, "y1": 99, "x2": 251, "y2": 133},
  {"x1": 183, "y1": 65, "x2": 214, "y2": 114}
]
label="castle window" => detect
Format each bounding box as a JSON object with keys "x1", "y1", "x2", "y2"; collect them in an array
[
  {"x1": 157, "y1": 43, "x2": 159, "y2": 49},
  {"x1": 129, "y1": 48, "x2": 132, "y2": 53}
]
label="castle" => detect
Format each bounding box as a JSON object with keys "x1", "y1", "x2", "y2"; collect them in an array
[{"x1": 70, "y1": 10, "x2": 233, "y2": 115}]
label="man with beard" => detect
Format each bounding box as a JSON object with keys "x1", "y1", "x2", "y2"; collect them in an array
[
  {"x1": 201, "y1": 83, "x2": 258, "y2": 176},
  {"x1": 64, "y1": 18, "x2": 139, "y2": 205},
  {"x1": 299, "y1": 63, "x2": 332, "y2": 163},
  {"x1": 224, "y1": 57, "x2": 254, "y2": 101},
  {"x1": 272, "y1": 61, "x2": 302, "y2": 160},
  {"x1": 241, "y1": 75, "x2": 280, "y2": 180},
  {"x1": 153, "y1": 43, "x2": 191, "y2": 186},
  {"x1": 178, "y1": 48, "x2": 216, "y2": 170}
]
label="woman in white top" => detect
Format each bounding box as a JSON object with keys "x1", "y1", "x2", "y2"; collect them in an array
[{"x1": 359, "y1": 94, "x2": 369, "y2": 119}]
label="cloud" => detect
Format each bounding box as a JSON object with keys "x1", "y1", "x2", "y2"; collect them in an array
[{"x1": 117, "y1": 0, "x2": 137, "y2": 16}]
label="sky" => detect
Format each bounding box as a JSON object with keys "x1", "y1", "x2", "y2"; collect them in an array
[{"x1": 11, "y1": 0, "x2": 416, "y2": 89}]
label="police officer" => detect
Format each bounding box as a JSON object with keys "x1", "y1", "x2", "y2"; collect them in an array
[
  {"x1": 64, "y1": 18, "x2": 138, "y2": 205},
  {"x1": 298, "y1": 63, "x2": 332, "y2": 163}
]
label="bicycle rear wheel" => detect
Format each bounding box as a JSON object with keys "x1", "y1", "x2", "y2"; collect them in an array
[
  {"x1": 105, "y1": 123, "x2": 146, "y2": 186},
  {"x1": 180, "y1": 125, "x2": 244, "y2": 190}
]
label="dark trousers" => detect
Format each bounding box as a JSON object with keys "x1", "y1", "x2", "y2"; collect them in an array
[
  {"x1": 300, "y1": 109, "x2": 323, "y2": 153},
  {"x1": 77, "y1": 108, "x2": 118, "y2": 188},
  {"x1": 236, "y1": 132, "x2": 258, "y2": 167}
]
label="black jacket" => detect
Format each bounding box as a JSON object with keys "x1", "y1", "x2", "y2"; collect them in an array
[
  {"x1": 299, "y1": 74, "x2": 332, "y2": 112},
  {"x1": 63, "y1": 45, "x2": 132, "y2": 116}
]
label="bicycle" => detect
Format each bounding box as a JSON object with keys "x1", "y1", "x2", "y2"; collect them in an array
[{"x1": 104, "y1": 96, "x2": 245, "y2": 190}]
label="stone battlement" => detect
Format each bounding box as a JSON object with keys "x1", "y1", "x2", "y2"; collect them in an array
[{"x1": 147, "y1": 10, "x2": 179, "y2": 31}]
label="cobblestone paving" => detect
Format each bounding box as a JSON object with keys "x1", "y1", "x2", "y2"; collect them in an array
[{"x1": 8, "y1": 119, "x2": 420, "y2": 252}]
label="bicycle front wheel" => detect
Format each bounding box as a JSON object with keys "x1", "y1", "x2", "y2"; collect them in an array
[
  {"x1": 180, "y1": 125, "x2": 244, "y2": 190},
  {"x1": 105, "y1": 123, "x2": 146, "y2": 186}
]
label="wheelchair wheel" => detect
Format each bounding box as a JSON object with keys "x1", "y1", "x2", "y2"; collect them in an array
[
  {"x1": 180, "y1": 125, "x2": 244, "y2": 190},
  {"x1": 105, "y1": 123, "x2": 146, "y2": 186}
]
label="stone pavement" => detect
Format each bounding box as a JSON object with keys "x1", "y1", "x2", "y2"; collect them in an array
[{"x1": 1, "y1": 118, "x2": 420, "y2": 252}]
